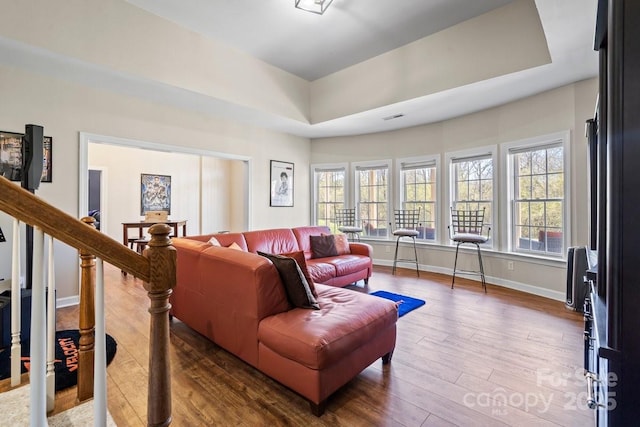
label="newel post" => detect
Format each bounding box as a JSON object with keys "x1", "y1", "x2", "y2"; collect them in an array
[
  {"x1": 143, "y1": 223, "x2": 176, "y2": 427},
  {"x1": 78, "y1": 216, "x2": 97, "y2": 402}
]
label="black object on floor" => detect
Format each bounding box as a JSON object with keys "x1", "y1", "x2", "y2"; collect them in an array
[{"x1": 0, "y1": 329, "x2": 117, "y2": 391}]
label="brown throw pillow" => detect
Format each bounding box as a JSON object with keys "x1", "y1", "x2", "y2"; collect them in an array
[
  {"x1": 258, "y1": 251, "x2": 320, "y2": 310},
  {"x1": 310, "y1": 234, "x2": 338, "y2": 259},
  {"x1": 227, "y1": 242, "x2": 243, "y2": 251},
  {"x1": 281, "y1": 251, "x2": 317, "y2": 297}
]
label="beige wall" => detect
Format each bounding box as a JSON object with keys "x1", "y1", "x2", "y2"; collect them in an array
[
  {"x1": 87, "y1": 144, "x2": 245, "y2": 244},
  {"x1": 0, "y1": 64, "x2": 310, "y2": 302},
  {"x1": 0, "y1": 65, "x2": 597, "y2": 303},
  {"x1": 310, "y1": 0, "x2": 550, "y2": 122},
  {"x1": 311, "y1": 78, "x2": 598, "y2": 299},
  {"x1": 0, "y1": 0, "x2": 309, "y2": 124},
  {"x1": 0, "y1": 0, "x2": 597, "y2": 303}
]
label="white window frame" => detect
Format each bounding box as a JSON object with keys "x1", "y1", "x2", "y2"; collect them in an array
[
  {"x1": 396, "y1": 154, "x2": 440, "y2": 242},
  {"x1": 500, "y1": 131, "x2": 571, "y2": 258},
  {"x1": 310, "y1": 163, "x2": 349, "y2": 232},
  {"x1": 353, "y1": 159, "x2": 392, "y2": 240},
  {"x1": 445, "y1": 145, "x2": 498, "y2": 248}
]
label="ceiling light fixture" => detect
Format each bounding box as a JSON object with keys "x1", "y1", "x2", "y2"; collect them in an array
[{"x1": 295, "y1": 0, "x2": 334, "y2": 15}]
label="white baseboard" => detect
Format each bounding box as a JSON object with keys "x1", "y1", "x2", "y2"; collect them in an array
[
  {"x1": 56, "y1": 295, "x2": 79, "y2": 309},
  {"x1": 0, "y1": 286, "x2": 79, "y2": 308},
  {"x1": 373, "y1": 259, "x2": 565, "y2": 302}
]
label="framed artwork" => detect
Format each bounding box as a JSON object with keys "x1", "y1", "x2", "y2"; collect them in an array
[
  {"x1": 270, "y1": 160, "x2": 294, "y2": 207},
  {"x1": 141, "y1": 173, "x2": 171, "y2": 215},
  {"x1": 0, "y1": 130, "x2": 53, "y2": 183}
]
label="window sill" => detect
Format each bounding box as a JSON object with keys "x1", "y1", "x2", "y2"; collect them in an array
[{"x1": 361, "y1": 237, "x2": 567, "y2": 266}]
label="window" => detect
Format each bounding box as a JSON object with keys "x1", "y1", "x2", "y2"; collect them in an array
[
  {"x1": 312, "y1": 164, "x2": 346, "y2": 233},
  {"x1": 507, "y1": 136, "x2": 566, "y2": 256},
  {"x1": 354, "y1": 161, "x2": 390, "y2": 239},
  {"x1": 398, "y1": 156, "x2": 439, "y2": 241},
  {"x1": 448, "y1": 152, "x2": 495, "y2": 245}
]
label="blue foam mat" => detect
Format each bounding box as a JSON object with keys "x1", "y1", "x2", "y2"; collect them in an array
[{"x1": 370, "y1": 290, "x2": 425, "y2": 317}]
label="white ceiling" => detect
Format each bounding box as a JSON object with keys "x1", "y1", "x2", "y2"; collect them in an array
[
  {"x1": 0, "y1": 0, "x2": 599, "y2": 139},
  {"x1": 126, "y1": 0, "x2": 516, "y2": 82},
  {"x1": 123, "y1": 0, "x2": 599, "y2": 138}
]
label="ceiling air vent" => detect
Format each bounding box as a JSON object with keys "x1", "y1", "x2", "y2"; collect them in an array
[{"x1": 383, "y1": 114, "x2": 405, "y2": 121}]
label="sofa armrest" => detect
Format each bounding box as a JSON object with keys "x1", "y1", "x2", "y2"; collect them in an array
[{"x1": 348, "y1": 242, "x2": 373, "y2": 258}]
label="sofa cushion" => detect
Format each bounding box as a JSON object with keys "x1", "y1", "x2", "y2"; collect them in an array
[
  {"x1": 227, "y1": 242, "x2": 243, "y2": 251},
  {"x1": 258, "y1": 285, "x2": 398, "y2": 370},
  {"x1": 333, "y1": 234, "x2": 351, "y2": 255},
  {"x1": 258, "y1": 252, "x2": 320, "y2": 310},
  {"x1": 292, "y1": 226, "x2": 331, "y2": 259},
  {"x1": 305, "y1": 260, "x2": 336, "y2": 284},
  {"x1": 325, "y1": 255, "x2": 371, "y2": 277},
  {"x1": 281, "y1": 251, "x2": 318, "y2": 297},
  {"x1": 245, "y1": 228, "x2": 299, "y2": 254},
  {"x1": 310, "y1": 234, "x2": 338, "y2": 258},
  {"x1": 197, "y1": 233, "x2": 248, "y2": 251}
]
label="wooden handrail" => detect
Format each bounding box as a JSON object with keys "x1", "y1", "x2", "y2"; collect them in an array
[
  {"x1": 0, "y1": 176, "x2": 150, "y2": 281},
  {"x1": 1, "y1": 175, "x2": 176, "y2": 425}
]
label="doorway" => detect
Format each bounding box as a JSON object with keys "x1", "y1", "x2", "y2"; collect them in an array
[
  {"x1": 88, "y1": 169, "x2": 102, "y2": 231},
  {"x1": 78, "y1": 132, "x2": 251, "y2": 243}
]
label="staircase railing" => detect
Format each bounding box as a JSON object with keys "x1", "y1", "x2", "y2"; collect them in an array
[{"x1": 0, "y1": 175, "x2": 176, "y2": 426}]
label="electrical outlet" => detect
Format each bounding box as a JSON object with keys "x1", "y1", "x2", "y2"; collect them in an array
[{"x1": 507, "y1": 261, "x2": 514, "y2": 271}]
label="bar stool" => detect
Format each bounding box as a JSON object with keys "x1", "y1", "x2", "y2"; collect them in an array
[
  {"x1": 133, "y1": 238, "x2": 149, "y2": 254},
  {"x1": 391, "y1": 208, "x2": 421, "y2": 276},
  {"x1": 448, "y1": 207, "x2": 491, "y2": 292},
  {"x1": 335, "y1": 208, "x2": 363, "y2": 241}
]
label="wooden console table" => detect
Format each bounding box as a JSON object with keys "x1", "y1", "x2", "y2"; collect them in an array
[{"x1": 121, "y1": 220, "x2": 187, "y2": 247}]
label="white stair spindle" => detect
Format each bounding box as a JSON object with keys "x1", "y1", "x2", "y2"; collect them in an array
[
  {"x1": 94, "y1": 258, "x2": 107, "y2": 426},
  {"x1": 10, "y1": 219, "x2": 21, "y2": 386},
  {"x1": 30, "y1": 226, "x2": 47, "y2": 427},
  {"x1": 46, "y1": 235, "x2": 56, "y2": 412}
]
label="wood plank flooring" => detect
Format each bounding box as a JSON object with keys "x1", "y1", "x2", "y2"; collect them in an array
[{"x1": 2, "y1": 264, "x2": 593, "y2": 426}]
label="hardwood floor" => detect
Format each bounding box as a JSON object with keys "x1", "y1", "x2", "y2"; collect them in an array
[{"x1": 5, "y1": 264, "x2": 594, "y2": 426}]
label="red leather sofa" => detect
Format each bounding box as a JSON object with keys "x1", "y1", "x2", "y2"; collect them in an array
[
  {"x1": 183, "y1": 225, "x2": 373, "y2": 286},
  {"x1": 170, "y1": 226, "x2": 397, "y2": 415}
]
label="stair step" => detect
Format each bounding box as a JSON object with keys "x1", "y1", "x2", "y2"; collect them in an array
[{"x1": 1, "y1": 384, "x2": 116, "y2": 426}]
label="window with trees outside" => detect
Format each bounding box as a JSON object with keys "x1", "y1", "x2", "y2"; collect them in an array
[
  {"x1": 313, "y1": 165, "x2": 346, "y2": 233},
  {"x1": 510, "y1": 142, "x2": 564, "y2": 255},
  {"x1": 355, "y1": 162, "x2": 390, "y2": 239},
  {"x1": 399, "y1": 157, "x2": 438, "y2": 241},
  {"x1": 450, "y1": 153, "x2": 494, "y2": 245}
]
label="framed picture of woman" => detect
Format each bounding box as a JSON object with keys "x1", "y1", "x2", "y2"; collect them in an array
[{"x1": 270, "y1": 160, "x2": 294, "y2": 207}]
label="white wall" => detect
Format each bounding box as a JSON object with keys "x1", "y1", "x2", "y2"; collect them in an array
[
  {"x1": 88, "y1": 144, "x2": 244, "y2": 243},
  {"x1": 0, "y1": 0, "x2": 309, "y2": 124},
  {"x1": 310, "y1": 78, "x2": 598, "y2": 298},
  {"x1": 0, "y1": 0, "x2": 596, "y2": 303},
  {"x1": 310, "y1": 0, "x2": 550, "y2": 122},
  {"x1": 0, "y1": 64, "x2": 311, "y2": 301}
]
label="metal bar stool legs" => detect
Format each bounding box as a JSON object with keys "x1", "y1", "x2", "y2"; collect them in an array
[
  {"x1": 392, "y1": 235, "x2": 420, "y2": 277},
  {"x1": 412, "y1": 237, "x2": 419, "y2": 276},
  {"x1": 451, "y1": 242, "x2": 461, "y2": 288},
  {"x1": 476, "y1": 243, "x2": 487, "y2": 292},
  {"x1": 346, "y1": 231, "x2": 360, "y2": 242},
  {"x1": 392, "y1": 237, "x2": 401, "y2": 275},
  {"x1": 450, "y1": 242, "x2": 487, "y2": 293}
]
